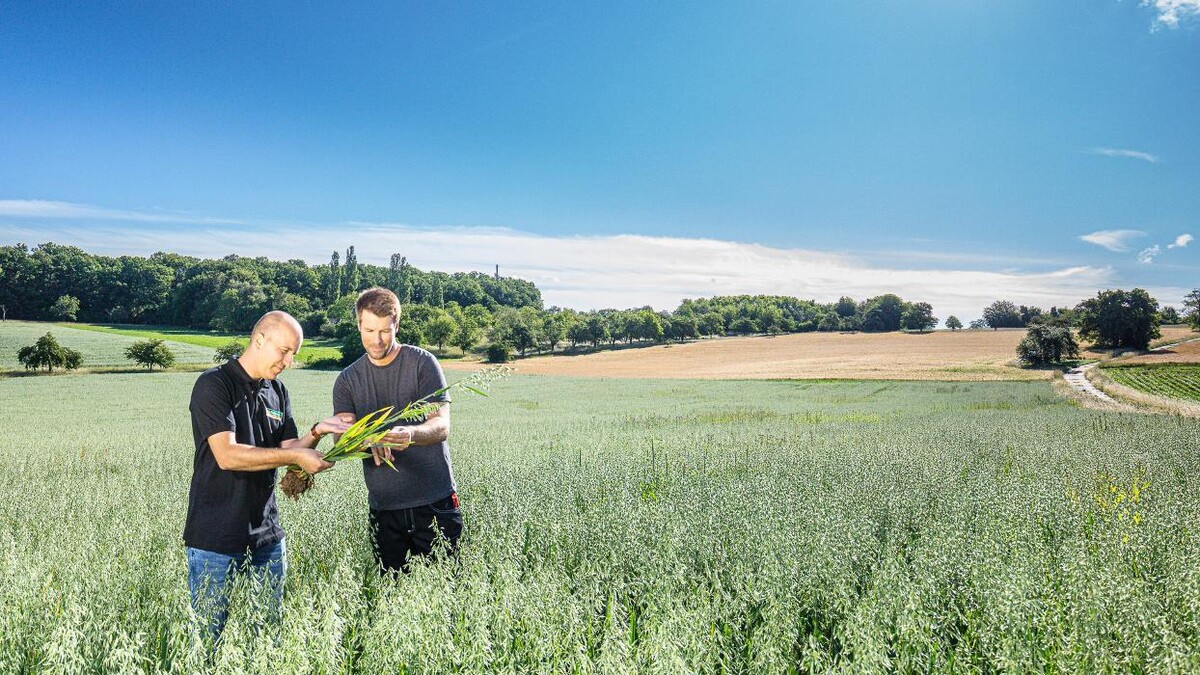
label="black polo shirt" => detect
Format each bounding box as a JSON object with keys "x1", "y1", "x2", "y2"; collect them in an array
[{"x1": 183, "y1": 359, "x2": 299, "y2": 555}]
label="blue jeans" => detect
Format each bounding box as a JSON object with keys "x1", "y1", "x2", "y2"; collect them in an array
[{"x1": 186, "y1": 540, "x2": 286, "y2": 644}]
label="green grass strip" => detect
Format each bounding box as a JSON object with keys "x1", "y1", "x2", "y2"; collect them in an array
[{"x1": 61, "y1": 323, "x2": 343, "y2": 362}]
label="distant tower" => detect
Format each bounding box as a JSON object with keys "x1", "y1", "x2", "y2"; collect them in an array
[{"x1": 495, "y1": 264, "x2": 500, "y2": 280}]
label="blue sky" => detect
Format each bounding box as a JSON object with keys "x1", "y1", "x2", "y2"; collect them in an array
[{"x1": 1, "y1": 2, "x2": 1196, "y2": 321}]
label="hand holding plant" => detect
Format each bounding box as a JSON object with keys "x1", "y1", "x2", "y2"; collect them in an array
[
  {"x1": 370, "y1": 426, "x2": 413, "y2": 467},
  {"x1": 279, "y1": 366, "x2": 509, "y2": 499}
]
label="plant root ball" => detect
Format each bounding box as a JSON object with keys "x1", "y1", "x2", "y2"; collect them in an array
[{"x1": 279, "y1": 469, "x2": 313, "y2": 500}]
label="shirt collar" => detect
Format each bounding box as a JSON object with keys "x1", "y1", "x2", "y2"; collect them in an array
[{"x1": 222, "y1": 358, "x2": 269, "y2": 391}]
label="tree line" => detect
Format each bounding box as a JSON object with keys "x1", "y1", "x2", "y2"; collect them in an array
[
  {"x1": 0, "y1": 242, "x2": 541, "y2": 330},
  {"x1": 484, "y1": 294, "x2": 936, "y2": 354},
  {"x1": 334, "y1": 293, "x2": 939, "y2": 364},
  {"x1": 1, "y1": 242, "x2": 948, "y2": 364},
  {"x1": 6, "y1": 242, "x2": 1194, "y2": 369}
]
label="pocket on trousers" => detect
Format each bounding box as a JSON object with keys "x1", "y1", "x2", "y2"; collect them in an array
[
  {"x1": 428, "y1": 493, "x2": 461, "y2": 516},
  {"x1": 426, "y1": 494, "x2": 464, "y2": 543}
]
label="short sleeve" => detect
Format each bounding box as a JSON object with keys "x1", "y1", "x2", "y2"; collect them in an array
[
  {"x1": 418, "y1": 351, "x2": 451, "y2": 403},
  {"x1": 278, "y1": 382, "x2": 299, "y2": 441},
  {"x1": 190, "y1": 373, "x2": 235, "y2": 443},
  {"x1": 333, "y1": 370, "x2": 356, "y2": 415}
]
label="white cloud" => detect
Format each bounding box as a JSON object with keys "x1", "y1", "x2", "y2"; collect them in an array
[
  {"x1": 1087, "y1": 147, "x2": 1161, "y2": 164},
  {"x1": 1138, "y1": 245, "x2": 1162, "y2": 264},
  {"x1": 0, "y1": 199, "x2": 243, "y2": 225},
  {"x1": 1141, "y1": 0, "x2": 1200, "y2": 29},
  {"x1": 866, "y1": 249, "x2": 1069, "y2": 267},
  {"x1": 1080, "y1": 229, "x2": 1145, "y2": 252},
  {"x1": 0, "y1": 218, "x2": 1142, "y2": 324},
  {"x1": 1169, "y1": 233, "x2": 1194, "y2": 249}
]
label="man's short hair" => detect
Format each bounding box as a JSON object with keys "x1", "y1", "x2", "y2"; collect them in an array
[{"x1": 356, "y1": 287, "x2": 402, "y2": 321}]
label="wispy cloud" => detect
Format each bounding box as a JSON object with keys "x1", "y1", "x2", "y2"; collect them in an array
[
  {"x1": 1141, "y1": 0, "x2": 1200, "y2": 29},
  {"x1": 1138, "y1": 245, "x2": 1162, "y2": 264},
  {"x1": 1169, "y1": 233, "x2": 1194, "y2": 249},
  {"x1": 0, "y1": 199, "x2": 243, "y2": 225},
  {"x1": 1080, "y1": 229, "x2": 1145, "y2": 252},
  {"x1": 1087, "y1": 147, "x2": 1161, "y2": 164}
]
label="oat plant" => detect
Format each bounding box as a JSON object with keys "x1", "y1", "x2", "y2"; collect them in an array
[{"x1": 280, "y1": 366, "x2": 509, "y2": 499}]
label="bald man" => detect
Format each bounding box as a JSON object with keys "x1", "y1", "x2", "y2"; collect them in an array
[{"x1": 184, "y1": 311, "x2": 348, "y2": 645}]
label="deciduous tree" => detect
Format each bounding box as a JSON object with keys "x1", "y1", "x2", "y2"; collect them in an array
[
  {"x1": 1075, "y1": 288, "x2": 1160, "y2": 350},
  {"x1": 125, "y1": 339, "x2": 176, "y2": 371},
  {"x1": 1183, "y1": 289, "x2": 1200, "y2": 330},
  {"x1": 1016, "y1": 324, "x2": 1080, "y2": 365},
  {"x1": 425, "y1": 312, "x2": 457, "y2": 353},
  {"x1": 50, "y1": 295, "x2": 80, "y2": 322},
  {"x1": 17, "y1": 332, "x2": 82, "y2": 372},
  {"x1": 982, "y1": 300, "x2": 1022, "y2": 329},
  {"x1": 213, "y1": 340, "x2": 245, "y2": 363},
  {"x1": 900, "y1": 302, "x2": 937, "y2": 331},
  {"x1": 451, "y1": 317, "x2": 482, "y2": 355}
]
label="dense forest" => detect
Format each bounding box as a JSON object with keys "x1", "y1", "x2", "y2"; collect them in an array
[{"x1": 0, "y1": 242, "x2": 539, "y2": 328}]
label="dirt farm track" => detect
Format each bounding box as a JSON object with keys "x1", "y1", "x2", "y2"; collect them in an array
[{"x1": 445, "y1": 326, "x2": 1199, "y2": 381}]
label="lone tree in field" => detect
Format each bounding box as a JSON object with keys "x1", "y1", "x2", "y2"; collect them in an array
[
  {"x1": 213, "y1": 339, "x2": 245, "y2": 363},
  {"x1": 1016, "y1": 324, "x2": 1080, "y2": 366},
  {"x1": 1075, "y1": 288, "x2": 1160, "y2": 351},
  {"x1": 125, "y1": 338, "x2": 176, "y2": 371},
  {"x1": 945, "y1": 315, "x2": 963, "y2": 331},
  {"x1": 50, "y1": 294, "x2": 80, "y2": 322},
  {"x1": 17, "y1": 332, "x2": 82, "y2": 372}
]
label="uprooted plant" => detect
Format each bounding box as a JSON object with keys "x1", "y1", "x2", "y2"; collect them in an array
[{"x1": 280, "y1": 366, "x2": 509, "y2": 499}]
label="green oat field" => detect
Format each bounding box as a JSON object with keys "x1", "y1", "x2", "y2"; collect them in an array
[{"x1": 2, "y1": 366, "x2": 1200, "y2": 673}]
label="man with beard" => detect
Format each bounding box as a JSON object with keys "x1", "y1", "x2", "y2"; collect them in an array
[{"x1": 333, "y1": 287, "x2": 461, "y2": 573}]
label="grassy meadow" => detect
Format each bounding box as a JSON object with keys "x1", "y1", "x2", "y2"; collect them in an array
[
  {"x1": 2, "y1": 365, "x2": 1200, "y2": 673},
  {"x1": 0, "y1": 321, "x2": 216, "y2": 370},
  {"x1": 0, "y1": 321, "x2": 349, "y2": 372},
  {"x1": 58, "y1": 323, "x2": 343, "y2": 365}
]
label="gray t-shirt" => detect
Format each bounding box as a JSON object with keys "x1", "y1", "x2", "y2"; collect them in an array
[{"x1": 332, "y1": 345, "x2": 454, "y2": 510}]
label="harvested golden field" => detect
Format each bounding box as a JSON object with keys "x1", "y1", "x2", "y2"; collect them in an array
[
  {"x1": 447, "y1": 325, "x2": 1200, "y2": 381},
  {"x1": 451, "y1": 329, "x2": 1036, "y2": 380}
]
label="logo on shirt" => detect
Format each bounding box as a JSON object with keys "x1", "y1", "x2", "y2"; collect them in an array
[{"x1": 265, "y1": 407, "x2": 283, "y2": 422}]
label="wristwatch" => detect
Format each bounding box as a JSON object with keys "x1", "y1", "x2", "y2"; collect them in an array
[{"x1": 310, "y1": 422, "x2": 324, "y2": 440}]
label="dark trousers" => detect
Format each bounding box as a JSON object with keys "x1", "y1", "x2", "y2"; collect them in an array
[{"x1": 369, "y1": 493, "x2": 463, "y2": 573}]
